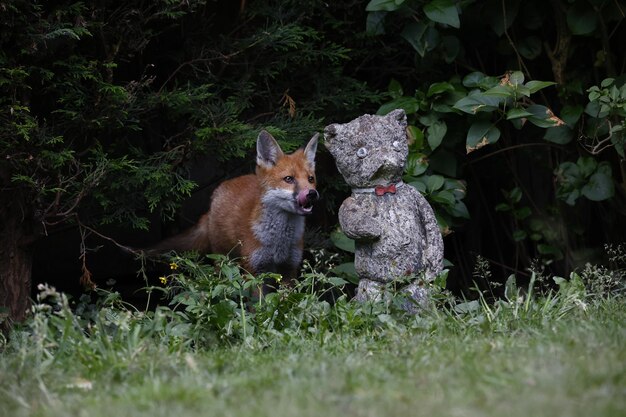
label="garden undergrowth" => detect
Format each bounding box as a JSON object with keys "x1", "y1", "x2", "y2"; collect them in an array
[{"x1": 1, "y1": 246, "x2": 625, "y2": 417}]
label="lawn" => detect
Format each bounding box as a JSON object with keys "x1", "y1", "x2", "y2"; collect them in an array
[{"x1": 1, "y1": 275, "x2": 624, "y2": 417}]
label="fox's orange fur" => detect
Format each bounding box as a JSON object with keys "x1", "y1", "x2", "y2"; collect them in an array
[{"x1": 151, "y1": 130, "x2": 319, "y2": 282}]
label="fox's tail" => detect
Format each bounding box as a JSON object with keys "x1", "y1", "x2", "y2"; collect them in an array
[{"x1": 137, "y1": 212, "x2": 212, "y2": 257}]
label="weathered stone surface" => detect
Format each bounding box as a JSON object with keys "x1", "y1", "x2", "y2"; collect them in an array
[{"x1": 324, "y1": 109, "x2": 444, "y2": 311}]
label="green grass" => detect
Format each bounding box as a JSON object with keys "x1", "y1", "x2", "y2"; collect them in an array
[
  {"x1": 1, "y1": 298, "x2": 625, "y2": 416},
  {"x1": 1, "y1": 255, "x2": 625, "y2": 417}
]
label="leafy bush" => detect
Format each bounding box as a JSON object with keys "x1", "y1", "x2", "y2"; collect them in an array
[
  {"x1": 1, "y1": 0, "x2": 625, "y2": 324},
  {"x1": 360, "y1": 0, "x2": 626, "y2": 284}
]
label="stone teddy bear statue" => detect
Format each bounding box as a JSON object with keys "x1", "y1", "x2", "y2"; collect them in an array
[{"x1": 324, "y1": 109, "x2": 444, "y2": 310}]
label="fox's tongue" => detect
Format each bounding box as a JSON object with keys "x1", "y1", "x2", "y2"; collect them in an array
[
  {"x1": 297, "y1": 189, "x2": 319, "y2": 211},
  {"x1": 297, "y1": 190, "x2": 311, "y2": 208}
]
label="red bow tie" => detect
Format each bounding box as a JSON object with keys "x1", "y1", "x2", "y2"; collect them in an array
[{"x1": 374, "y1": 184, "x2": 397, "y2": 196}]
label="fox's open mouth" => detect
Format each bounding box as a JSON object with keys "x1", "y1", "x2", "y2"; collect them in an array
[{"x1": 296, "y1": 189, "x2": 319, "y2": 214}]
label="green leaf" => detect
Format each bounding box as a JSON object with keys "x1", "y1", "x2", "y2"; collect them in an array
[
  {"x1": 504, "y1": 274, "x2": 518, "y2": 301},
  {"x1": 525, "y1": 80, "x2": 557, "y2": 94},
  {"x1": 582, "y1": 171, "x2": 614, "y2": 201},
  {"x1": 526, "y1": 104, "x2": 560, "y2": 128},
  {"x1": 537, "y1": 243, "x2": 563, "y2": 258},
  {"x1": 506, "y1": 107, "x2": 534, "y2": 120},
  {"x1": 427, "y1": 120, "x2": 447, "y2": 150},
  {"x1": 441, "y1": 35, "x2": 460, "y2": 63},
  {"x1": 462, "y1": 72, "x2": 499, "y2": 89},
  {"x1": 514, "y1": 206, "x2": 532, "y2": 220},
  {"x1": 600, "y1": 78, "x2": 615, "y2": 88},
  {"x1": 462, "y1": 72, "x2": 486, "y2": 88},
  {"x1": 433, "y1": 269, "x2": 449, "y2": 289},
  {"x1": 401, "y1": 22, "x2": 429, "y2": 57},
  {"x1": 431, "y1": 190, "x2": 456, "y2": 205},
  {"x1": 406, "y1": 153, "x2": 428, "y2": 176},
  {"x1": 330, "y1": 263, "x2": 358, "y2": 284},
  {"x1": 466, "y1": 121, "x2": 501, "y2": 151},
  {"x1": 509, "y1": 187, "x2": 523, "y2": 203},
  {"x1": 509, "y1": 71, "x2": 525, "y2": 86},
  {"x1": 513, "y1": 230, "x2": 527, "y2": 242},
  {"x1": 543, "y1": 126, "x2": 573, "y2": 144},
  {"x1": 453, "y1": 91, "x2": 501, "y2": 114},
  {"x1": 487, "y1": 0, "x2": 520, "y2": 36},
  {"x1": 426, "y1": 175, "x2": 445, "y2": 192},
  {"x1": 560, "y1": 105, "x2": 584, "y2": 125},
  {"x1": 495, "y1": 203, "x2": 511, "y2": 212},
  {"x1": 448, "y1": 200, "x2": 470, "y2": 219},
  {"x1": 418, "y1": 113, "x2": 439, "y2": 127},
  {"x1": 326, "y1": 276, "x2": 349, "y2": 287},
  {"x1": 407, "y1": 125, "x2": 424, "y2": 150},
  {"x1": 588, "y1": 91, "x2": 602, "y2": 101},
  {"x1": 408, "y1": 180, "x2": 427, "y2": 194},
  {"x1": 330, "y1": 229, "x2": 355, "y2": 253},
  {"x1": 577, "y1": 156, "x2": 597, "y2": 178},
  {"x1": 610, "y1": 128, "x2": 626, "y2": 158},
  {"x1": 366, "y1": 0, "x2": 406, "y2": 12},
  {"x1": 584, "y1": 100, "x2": 609, "y2": 118},
  {"x1": 424, "y1": 0, "x2": 460, "y2": 28},
  {"x1": 366, "y1": 11, "x2": 387, "y2": 35},
  {"x1": 484, "y1": 85, "x2": 515, "y2": 98},
  {"x1": 554, "y1": 272, "x2": 585, "y2": 297},
  {"x1": 518, "y1": 36, "x2": 542, "y2": 60},
  {"x1": 566, "y1": 2, "x2": 598, "y2": 35},
  {"x1": 377, "y1": 97, "x2": 419, "y2": 115},
  {"x1": 428, "y1": 148, "x2": 457, "y2": 177},
  {"x1": 423, "y1": 25, "x2": 441, "y2": 54},
  {"x1": 388, "y1": 79, "x2": 404, "y2": 98},
  {"x1": 454, "y1": 300, "x2": 481, "y2": 314},
  {"x1": 427, "y1": 81, "x2": 455, "y2": 97},
  {"x1": 568, "y1": 271, "x2": 586, "y2": 294}
]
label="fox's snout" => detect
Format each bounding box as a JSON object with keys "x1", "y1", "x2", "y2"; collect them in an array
[
  {"x1": 296, "y1": 188, "x2": 319, "y2": 214},
  {"x1": 305, "y1": 189, "x2": 319, "y2": 203}
]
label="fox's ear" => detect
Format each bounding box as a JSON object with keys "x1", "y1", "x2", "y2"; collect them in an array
[
  {"x1": 304, "y1": 133, "x2": 319, "y2": 168},
  {"x1": 257, "y1": 130, "x2": 284, "y2": 168}
]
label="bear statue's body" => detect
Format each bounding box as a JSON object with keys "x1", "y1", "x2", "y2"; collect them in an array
[{"x1": 325, "y1": 109, "x2": 444, "y2": 310}]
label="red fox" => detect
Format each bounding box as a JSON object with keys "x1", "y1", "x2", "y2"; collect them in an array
[{"x1": 150, "y1": 130, "x2": 319, "y2": 283}]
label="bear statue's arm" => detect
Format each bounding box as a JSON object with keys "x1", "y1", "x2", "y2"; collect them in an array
[
  {"x1": 412, "y1": 189, "x2": 444, "y2": 279},
  {"x1": 338, "y1": 196, "x2": 381, "y2": 241}
]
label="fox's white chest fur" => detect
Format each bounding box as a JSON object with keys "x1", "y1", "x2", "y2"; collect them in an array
[{"x1": 250, "y1": 191, "x2": 305, "y2": 273}]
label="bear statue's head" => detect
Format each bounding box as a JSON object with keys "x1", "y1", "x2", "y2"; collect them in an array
[{"x1": 324, "y1": 109, "x2": 408, "y2": 189}]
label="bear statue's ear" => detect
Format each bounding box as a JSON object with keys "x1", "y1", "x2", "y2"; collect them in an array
[
  {"x1": 323, "y1": 124, "x2": 338, "y2": 151},
  {"x1": 387, "y1": 108, "x2": 406, "y2": 121},
  {"x1": 387, "y1": 108, "x2": 407, "y2": 127}
]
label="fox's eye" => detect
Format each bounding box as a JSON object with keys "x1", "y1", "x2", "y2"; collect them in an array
[
  {"x1": 357, "y1": 147, "x2": 368, "y2": 158},
  {"x1": 308, "y1": 176, "x2": 315, "y2": 183},
  {"x1": 284, "y1": 176, "x2": 294, "y2": 184}
]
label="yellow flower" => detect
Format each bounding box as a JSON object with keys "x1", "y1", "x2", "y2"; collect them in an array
[
  {"x1": 169, "y1": 262, "x2": 179, "y2": 270},
  {"x1": 159, "y1": 276, "x2": 167, "y2": 285}
]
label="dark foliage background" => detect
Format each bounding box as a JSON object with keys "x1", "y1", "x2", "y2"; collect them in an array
[{"x1": 1, "y1": 0, "x2": 625, "y2": 322}]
